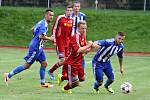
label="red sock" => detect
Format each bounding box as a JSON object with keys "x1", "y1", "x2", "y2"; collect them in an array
[
  {"x1": 61, "y1": 65, "x2": 68, "y2": 80},
  {"x1": 64, "y1": 83, "x2": 72, "y2": 90},
  {"x1": 50, "y1": 62, "x2": 61, "y2": 73}
]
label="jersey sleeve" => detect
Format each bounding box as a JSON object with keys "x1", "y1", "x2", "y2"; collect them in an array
[
  {"x1": 83, "y1": 14, "x2": 86, "y2": 21},
  {"x1": 96, "y1": 40, "x2": 108, "y2": 46},
  {"x1": 51, "y1": 16, "x2": 59, "y2": 36},
  {"x1": 117, "y1": 48, "x2": 124, "y2": 58},
  {"x1": 51, "y1": 15, "x2": 63, "y2": 38},
  {"x1": 33, "y1": 20, "x2": 47, "y2": 36},
  {"x1": 39, "y1": 22, "x2": 47, "y2": 36}
]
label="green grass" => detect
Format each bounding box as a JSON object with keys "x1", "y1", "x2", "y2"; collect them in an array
[
  {"x1": 0, "y1": 7, "x2": 150, "y2": 52},
  {"x1": 0, "y1": 48, "x2": 150, "y2": 100}
]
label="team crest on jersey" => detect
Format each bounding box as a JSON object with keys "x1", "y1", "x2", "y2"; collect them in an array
[
  {"x1": 64, "y1": 22, "x2": 72, "y2": 27},
  {"x1": 80, "y1": 38, "x2": 86, "y2": 47}
]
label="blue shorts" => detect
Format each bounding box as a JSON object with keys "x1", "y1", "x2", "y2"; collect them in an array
[
  {"x1": 24, "y1": 48, "x2": 46, "y2": 65},
  {"x1": 92, "y1": 60, "x2": 114, "y2": 82}
]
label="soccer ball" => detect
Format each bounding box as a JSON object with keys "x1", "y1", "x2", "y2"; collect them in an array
[{"x1": 120, "y1": 82, "x2": 132, "y2": 93}]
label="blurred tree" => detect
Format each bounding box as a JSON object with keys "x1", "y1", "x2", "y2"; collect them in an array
[
  {"x1": 128, "y1": 0, "x2": 144, "y2": 9},
  {"x1": 65, "y1": 0, "x2": 75, "y2": 5}
]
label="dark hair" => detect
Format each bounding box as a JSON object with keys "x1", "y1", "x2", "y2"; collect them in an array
[
  {"x1": 45, "y1": 9, "x2": 53, "y2": 14},
  {"x1": 66, "y1": 5, "x2": 73, "y2": 9},
  {"x1": 74, "y1": 0, "x2": 80, "y2": 5},
  {"x1": 118, "y1": 32, "x2": 125, "y2": 36}
]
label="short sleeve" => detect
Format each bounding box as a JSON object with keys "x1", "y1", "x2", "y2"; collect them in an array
[
  {"x1": 83, "y1": 15, "x2": 86, "y2": 20},
  {"x1": 39, "y1": 22, "x2": 47, "y2": 35},
  {"x1": 117, "y1": 48, "x2": 124, "y2": 58},
  {"x1": 96, "y1": 40, "x2": 107, "y2": 46}
]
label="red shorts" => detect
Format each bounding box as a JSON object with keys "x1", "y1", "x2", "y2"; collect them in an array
[
  {"x1": 66, "y1": 64, "x2": 84, "y2": 82},
  {"x1": 56, "y1": 37, "x2": 70, "y2": 59}
]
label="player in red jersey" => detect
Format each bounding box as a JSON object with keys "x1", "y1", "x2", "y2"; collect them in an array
[
  {"x1": 57, "y1": 21, "x2": 93, "y2": 93},
  {"x1": 48, "y1": 5, "x2": 74, "y2": 80}
]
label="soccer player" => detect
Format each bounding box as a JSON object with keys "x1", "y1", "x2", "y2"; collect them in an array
[
  {"x1": 4, "y1": 9, "x2": 54, "y2": 88},
  {"x1": 71, "y1": 1, "x2": 87, "y2": 71},
  {"x1": 58, "y1": 21, "x2": 93, "y2": 93},
  {"x1": 47, "y1": 5, "x2": 74, "y2": 80},
  {"x1": 71, "y1": 1, "x2": 86, "y2": 36},
  {"x1": 92, "y1": 32, "x2": 125, "y2": 94}
]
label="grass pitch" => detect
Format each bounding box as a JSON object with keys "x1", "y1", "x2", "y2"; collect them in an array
[{"x1": 0, "y1": 48, "x2": 150, "y2": 100}]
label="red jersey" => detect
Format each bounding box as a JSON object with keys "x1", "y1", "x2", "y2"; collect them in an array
[
  {"x1": 52, "y1": 15, "x2": 73, "y2": 47},
  {"x1": 65, "y1": 32, "x2": 87, "y2": 68}
]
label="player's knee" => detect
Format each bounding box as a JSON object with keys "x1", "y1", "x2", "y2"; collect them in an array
[
  {"x1": 58, "y1": 60, "x2": 64, "y2": 65},
  {"x1": 59, "y1": 58, "x2": 65, "y2": 63},
  {"x1": 79, "y1": 76, "x2": 85, "y2": 82},
  {"x1": 58, "y1": 53, "x2": 65, "y2": 62},
  {"x1": 63, "y1": 73, "x2": 67, "y2": 78},
  {"x1": 41, "y1": 61, "x2": 48, "y2": 67},
  {"x1": 24, "y1": 63, "x2": 31, "y2": 69},
  {"x1": 98, "y1": 80, "x2": 103, "y2": 86}
]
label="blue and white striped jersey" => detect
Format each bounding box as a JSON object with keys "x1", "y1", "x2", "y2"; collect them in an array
[
  {"x1": 93, "y1": 38, "x2": 124, "y2": 62},
  {"x1": 71, "y1": 12, "x2": 86, "y2": 36},
  {"x1": 29, "y1": 19, "x2": 48, "y2": 50}
]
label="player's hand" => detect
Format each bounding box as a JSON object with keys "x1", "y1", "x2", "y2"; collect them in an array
[
  {"x1": 92, "y1": 41, "x2": 100, "y2": 48},
  {"x1": 51, "y1": 35, "x2": 56, "y2": 46},
  {"x1": 88, "y1": 41, "x2": 93, "y2": 44},
  {"x1": 50, "y1": 35, "x2": 55, "y2": 41},
  {"x1": 87, "y1": 41, "x2": 93, "y2": 47}
]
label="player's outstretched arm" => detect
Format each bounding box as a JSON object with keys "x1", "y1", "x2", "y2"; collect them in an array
[
  {"x1": 90, "y1": 41, "x2": 100, "y2": 52},
  {"x1": 92, "y1": 41, "x2": 100, "y2": 48},
  {"x1": 84, "y1": 41, "x2": 95, "y2": 54},
  {"x1": 118, "y1": 57, "x2": 124, "y2": 76},
  {"x1": 77, "y1": 41, "x2": 93, "y2": 53},
  {"x1": 39, "y1": 34, "x2": 54, "y2": 41}
]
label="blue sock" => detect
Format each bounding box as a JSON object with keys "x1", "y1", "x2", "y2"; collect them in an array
[
  {"x1": 94, "y1": 81, "x2": 100, "y2": 90},
  {"x1": 104, "y1": 80, "x2": 113, "y2": 88},
  {"x1": 8, "y1": 65, "x2": 25, "y2": 78},
  {"x1": 40, "y1": 66, "x2": 46, "y2": 85}
]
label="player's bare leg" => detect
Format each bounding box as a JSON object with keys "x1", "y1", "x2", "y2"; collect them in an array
[
  {"x1": 4, "y1": 73, "x2": 9, "y2": 86},
  {"x1": 48, "y1": 58, "x2": 64, "y2": 80},
  {"x1": 48, "y1": 61, "x2": 63, "y2": 80},
  {"x1": 40, "y1": 61, "x2": 54, "y2": 88},
  {"x1": 3, "y1": 63, "x2": 28, "y2": 86}
]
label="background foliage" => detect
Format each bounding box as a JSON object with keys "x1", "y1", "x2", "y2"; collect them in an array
[{"x1": 0, "y1": 7, "x2": 150, "y2": 52}]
